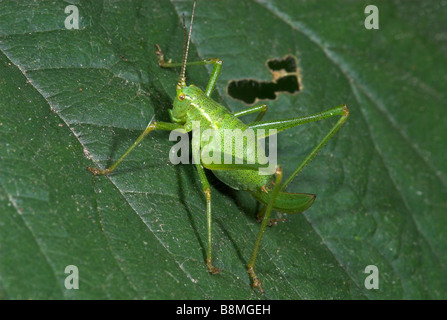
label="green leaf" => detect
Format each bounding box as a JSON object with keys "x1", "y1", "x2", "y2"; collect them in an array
[{"x1": 1, "y1": 0, "x2": 446, "y2": 299}]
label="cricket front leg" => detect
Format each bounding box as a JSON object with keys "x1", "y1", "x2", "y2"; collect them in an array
[
  {"x1": 155, "y1": 44, "x2": 222, "y2": 97},
  {"x1": 195, "y1": 163, "x2": 221, "y2": 274},
  {"x1": 88, "y1": 121, "x2": 183, "y2": 175}
]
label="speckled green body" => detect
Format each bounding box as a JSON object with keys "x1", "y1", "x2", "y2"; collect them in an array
[{"x1": 171, "y1": 85, "x2": 273, "y2": 192}]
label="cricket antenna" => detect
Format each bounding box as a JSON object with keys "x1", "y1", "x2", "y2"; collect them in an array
[{"x1": 178, "y1": 0, "x2": 196, "y2": 89}]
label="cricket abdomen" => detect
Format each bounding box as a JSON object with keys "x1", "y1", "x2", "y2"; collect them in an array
[
  {"x1": 180, "y1": 86, "x2": 273, "y2": 192},
  {"x1": 212, "y1": 169, "x2": 272, "y2": 192},
  {"x1": 200, "y1": 113, "x2": 274, "y2": 191}
]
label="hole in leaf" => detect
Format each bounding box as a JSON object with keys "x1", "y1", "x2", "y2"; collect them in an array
[{"x1": 227, "y1": 55, "x2": 301, "y2": 105}]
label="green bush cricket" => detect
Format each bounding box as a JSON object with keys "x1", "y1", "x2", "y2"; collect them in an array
[{"x1": 88, "y1": 0, "x2": 349, "y2": 293}]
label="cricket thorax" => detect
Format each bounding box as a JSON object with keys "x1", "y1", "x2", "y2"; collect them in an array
[{"x1": 172, "y1": 85, "x2": 232, "y2": 129}]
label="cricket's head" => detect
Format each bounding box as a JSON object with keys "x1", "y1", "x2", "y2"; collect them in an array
[{"x1": 170, "y1": 85, "x2": 202, "y2": 123}]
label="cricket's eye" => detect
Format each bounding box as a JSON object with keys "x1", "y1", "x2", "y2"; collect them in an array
[{"x1": 178, "y1": 93, "x2": 186, "y2": 101}]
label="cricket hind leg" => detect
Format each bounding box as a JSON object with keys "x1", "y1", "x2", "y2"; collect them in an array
[
  {"x1": 199, "y1": 161, "x2": 291, "y2": 292},
  {"x1": 280, "y1": 104, "x2": 349, "y2": 190},
  {"x1": 249, "y1": 104, "x2": 349, "y2": 191},
  {"x1": 247, "y1": 104, "x2": 349, "y2": 292},
  {"x1": 233, "y1": 104, "x2": 268, "y2": 122},
  {"x1": 256, "y1": 206, "x2": 286, "y2": 226},
  {"x1": 247, "y1": 166, "x2": 284, "y2": 293}
]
